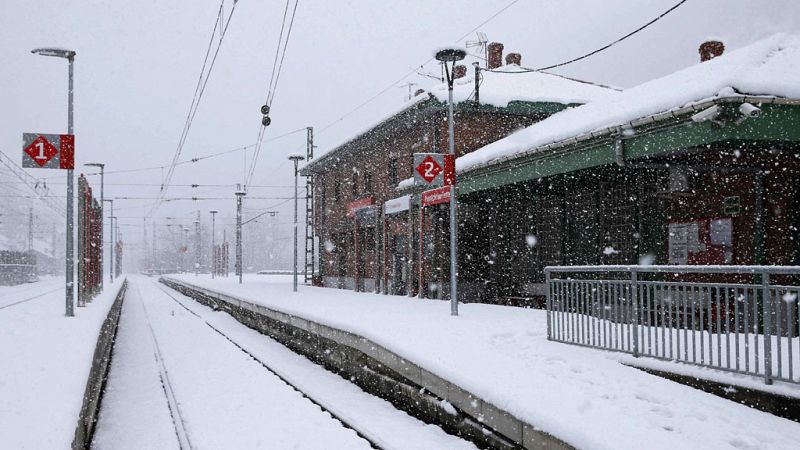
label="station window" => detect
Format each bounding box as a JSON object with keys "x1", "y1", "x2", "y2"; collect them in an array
[
  {"x1": 389, "y1": 158, "x2": 398, "y2": 186},
  {"x1": 364, "y1": 172, "x2": 373, "y2": 193}
]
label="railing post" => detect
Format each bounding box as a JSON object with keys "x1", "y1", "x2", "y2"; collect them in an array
[
  {"x1": 545, "y1": 269, "x2": 552, "y2": 341},
  {"x1": 762, "y1": 271, "x2": 773, "y2": 385},
  {"x1": 631, "y1": 269, "x2": 640, "y2": 357}
]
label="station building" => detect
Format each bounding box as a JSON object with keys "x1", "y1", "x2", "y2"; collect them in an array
[
  {"x1": 302, "y1": 43, "x2": 618, "y2": 294},
  {"x1": 306, "y1": 35, "x2": 800, "y2": 305}
]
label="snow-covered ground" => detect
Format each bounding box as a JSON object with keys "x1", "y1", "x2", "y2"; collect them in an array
[
  {"x1": 169, "y1": 273, "x2": 800, "y2": 450},
  {"x1": 0, "y1": 276, "x2": 124, "y2": 449},
  {"x1": 94, "y1": 277, "x2": 472, "y2": 449}
]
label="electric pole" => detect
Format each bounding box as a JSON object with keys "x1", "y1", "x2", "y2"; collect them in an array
[{"x1": 235, "y1": 187, "x2": 246, "y2": 284}]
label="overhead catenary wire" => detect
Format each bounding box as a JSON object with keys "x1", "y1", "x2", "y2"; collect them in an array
[
  {"x1": 34, "y1": 128, "x2": 307, "y2": 181},
  {"x1": 311, "y1": 0, "x2": 520, "y2": 139},
  {"x1": 150, "y1": 0, "x2": 240, "y2": 218},
  {"x1": 482, "y1": 0, "x2": 690, "y2": 73},
  {"x1": 245, "y1": 0, "x2": 301, "y2": 189}
]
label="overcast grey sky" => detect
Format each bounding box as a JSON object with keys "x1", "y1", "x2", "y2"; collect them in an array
[{"x1": 1, "y1": 0, "x2": 797, "y2": 253}]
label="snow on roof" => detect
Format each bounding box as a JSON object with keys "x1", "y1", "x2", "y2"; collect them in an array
[
  {"x1": 428, "y1": 64, "x2": 620, "y2": 108},
  {"x1": 306, "y1": 63, "x2": 619, "y2": 172},
  {"x1": 458, "y1": 33, "x2": 800, "y2": 174},
  {"x1": 302, "y1": 94, "x2": 430, "y2": 172}
]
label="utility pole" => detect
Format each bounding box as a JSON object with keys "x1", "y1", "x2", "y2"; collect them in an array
[
  {"x1": 143, "y1": 217, "x2": 147, "y2": 273},
  {"x1": 152, "y1": 220, "x2": 157, "y2": 274},
  {"x1": 115, "y1": 219, "x2": 121, "y2": 277},
  {"x1": 28, "y1": 207, "x2": 33, "y2": 252},
  {"x1": 223, "y1": 228, "x2": 228, "y2": 277},
  {"x1": 181, "y1": 227, "x2": 189, "y2": 273},
  {"x1": 289, "y1": 154, "x2": 304, "y2": 292},
  {"x1": 194, "y1": 211, "x2": 200, "y2": 276},
  {"x1": 235, "y1": 187, "x2": 246, "y2": 284},
  {"x1": 304, "y1": 126, "x2": 316, "y2": 285},
  {"x1": 210, "y1": 210, "x2": 218, "y2": 278}
]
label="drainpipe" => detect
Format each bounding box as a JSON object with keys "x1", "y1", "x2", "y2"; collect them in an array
[
  {"x1": 754, "y1": 172, "x2": 765, "y2": 266},
  {"x1": 614, "y1": 138, "x2": 626, "y2": 167},
  {"x1": 473, "y1": 62, "x2": 480, "y2": 105}
]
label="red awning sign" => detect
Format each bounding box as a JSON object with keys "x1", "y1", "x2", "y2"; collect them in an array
[
  {"x1": 347, "y1": 196, "x2": 374, "y2": 217},
  {"x1": 421, "y1": 186, "x2": 451, "y2": 207}
]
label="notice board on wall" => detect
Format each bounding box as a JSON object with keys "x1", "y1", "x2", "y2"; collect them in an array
[{"x1": 668, "y1": 218, "x2": 733, "y2": 265}]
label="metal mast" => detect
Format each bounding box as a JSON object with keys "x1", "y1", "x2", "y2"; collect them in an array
[{"x1": 303, "y1": 127, "x2": 316, "y2": 284}]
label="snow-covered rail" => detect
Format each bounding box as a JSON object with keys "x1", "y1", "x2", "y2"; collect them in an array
[
  {"x1": 151, "y1": 284, "x2": 384, "y2": 449},
  {"x1": 0, "y1": 286, "x2": 61, "y2": 310},
  {"x1": 94, "y1": 277, "x2": 473, "y2": 449}
]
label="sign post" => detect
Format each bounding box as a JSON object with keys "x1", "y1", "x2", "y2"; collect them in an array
[
  {"x1": 22, "y1": 132, "x2": 75, "y2": 316},
  {"x1": 414, "y1": 152, "x2": 457, "y2": 313}
]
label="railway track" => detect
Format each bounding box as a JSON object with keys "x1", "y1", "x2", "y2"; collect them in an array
[
  {"x1": 151, "y1": 283, "x2": 385, "y2": 450},
  {"x1": 0, "y1": 287, "x2": 61, "y2": 311}
]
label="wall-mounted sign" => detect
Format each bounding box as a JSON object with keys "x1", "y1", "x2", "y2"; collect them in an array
[
  {"x1": 355, "y1": 205, "x2": 378, "y2": 224},
  {"x1": 384, "y1": 195, "x2": 411, "y2": 215},
  {"x1": 347, "y1": 197, "x2": 374, "y2": 217},
  {"x1": 709, "y1": 218, "x2": 733, "y2": 247},
  {"x1": 421, "y1": 186, "x2": 451, "y2": 207},
  {"x1": 723, "y1": 196, "x2": 740, "y2": 216}
]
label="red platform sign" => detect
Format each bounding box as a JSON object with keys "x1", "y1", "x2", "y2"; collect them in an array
[
  {"x1": 21, "y1": 133, "x2": 75, "y2": 169},
  {"x1": 416, "y1": 155, "x2": 443, "y2": 184},
  {"x1": 421, "y1": 186, "x2": 451, "y2": 207},
  {"x1": 347, "y1": 196, "x2": 374, "y2": 217}
]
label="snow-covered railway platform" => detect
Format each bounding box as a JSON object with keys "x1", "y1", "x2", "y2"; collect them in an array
[
  {"x1": 93, "y1": 276, "x2": 474, "y2": 449},
  {"x1": 164, "y1": 274, "x2": 800, "y2": 450},
  {"x1": 0, "y1": 277, "x2": 124, "y2": 449}
]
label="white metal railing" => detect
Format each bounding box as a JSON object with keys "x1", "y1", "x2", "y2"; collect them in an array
[{"x1": 545, "y1": 265, "x2": 800, "y2": 385}]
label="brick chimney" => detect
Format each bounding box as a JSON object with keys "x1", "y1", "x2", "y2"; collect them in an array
[
  {"x1": 487, "y1": 42, "x2": 504, "y2": 69},
  {"x1": 505, "y1": 52, "x2": 521, "y2": 66},
  {"x1": 453, "y1": 65, "x2": 467, "y2": 79},
  {"x1": 699, "y1": 40, "x2": 724, "y2": 62}
]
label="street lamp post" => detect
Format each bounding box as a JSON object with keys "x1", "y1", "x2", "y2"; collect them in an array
[
  {"x1": 103, "y1": 199, "x2": 113, "y2": 283},
  {"x1": 210, "y1": 210, "x2": 218, "y2": 278},
  {"x1": 289, "y1": 154, "x2": 305, "y2": 293},
  {"x1": 32, "y1": 47, "x2": 76, "y2": 317},
  {"x1": 85, "y1": 163, "x2": 104, "y2": 288},
  {"x1": 434, "y1": 46, "x2": 466, "y2": 317}
]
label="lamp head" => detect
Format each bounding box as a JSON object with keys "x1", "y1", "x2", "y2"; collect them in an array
[
  {"x1": 434, "y1": 47, "x2": 467, "y2": 62},
  {"x1": 32, "y1": 47, "x2": 76, "y2": 59}
]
